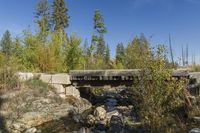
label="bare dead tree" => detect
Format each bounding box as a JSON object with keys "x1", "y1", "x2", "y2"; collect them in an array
[
  {"x1": 186, "y1": 44, "x2": 188, "y2": 66},
  {"x1": 182, "y1": 45, "x2": 185, "y2": 66},
  {"x1": 169, "y1": 34, "x2": 174, "y2": 67}
]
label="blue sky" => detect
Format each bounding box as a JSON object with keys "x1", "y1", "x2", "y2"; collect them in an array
[{"x1": 0, "y1": 0, "x2": 200, "y2": 64}]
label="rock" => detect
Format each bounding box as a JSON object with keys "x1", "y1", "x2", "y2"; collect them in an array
[
  {"x1": 106, "y1": 110, "x2": 120, "y2": 123},
  {"x1": 73, "y1": 114, "x2": 82, "y2": 123},
  {"x1": 52, "y1": 84, "x2": 66, "y2": 94},
  {"x1": 65, "y1": 86, "x2": 80, "y2": 98},
  {"x1": 59, "y1": 93, "x2": 66, "y2": 99},
  {"x1": 78, "y1": 127, "x2": 91, "y2": 133},
  {"x1": 1, "y1": 78, "x2": 91, "y2": 133},
  {"x1": 189, "y1": 128, "x2": 200, "y2": 133},
  {"x1": 12, "y1": 123, "x2": 22, "y2": 130},
  {"x1": 194, "y1": 117, "x2": 200, "y2": 122},
  {"x1": 94, "y1": 106, "x2": 106, "y2": 120},
  {"x1": 86, "y1": 114, "x2": 96, "y2": 125},
  {"x1": 25, "y1": 127, "x2": 37, "y2": 133},
  {"x1": 18, "y1": 112, "x2": 53, "y2": 128},
  {"x1": 108, "y1": 115, "x2": 123, "y2": 133}
]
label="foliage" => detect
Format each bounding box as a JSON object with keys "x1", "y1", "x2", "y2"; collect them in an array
[
  {"x1": 52, "y1": 0, "x2": 69, "y2": 31},
  {"x1": 64, "y1": 34, "x2": 84, "y2": 71},
  {"x1": 35, "y1": 0, "x2": 51, "y2": 34},
  {"x1": 89, "y1": 9, "x2": 110, "y2": 69},
  {"x1": 93, "y1": 10, "x2": 107, "y2": 34},
  {"x1": 131, "y1": 45, "x2": 186, "y2": 132},
  {"x1": 0, "y1": 30, "x2": 12, "y2": 58},
  {"x1": 125, "y1": 34, "x2": 151, "y2": 69},
  {"x1": 105, "y1": 44, "x2": 110, "y2": 65},
  {"x1": 25, "y1": 77, "x2": 56, "y2": 97},
  {"x1": 116, "y1": 43, "x2": 126, "y2": 69},
  {"x1": 0, "y1": 66, "x2": 20, "y2": 94}
]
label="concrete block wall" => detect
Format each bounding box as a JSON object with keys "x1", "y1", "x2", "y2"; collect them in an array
[{"x1": 16, "y1": 72, "x2": 80, "y2": 98}]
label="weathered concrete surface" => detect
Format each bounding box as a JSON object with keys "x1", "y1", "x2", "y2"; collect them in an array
[
  {"x1": 70, "y1": 69, "x2": 189, "y2": 80},
  {"x1": 17, "y1": 72, "x2": 35, "y2": 81},
  {"x1": 40, "y1": 73, "x2": 71, "y2": 85},
  {"x1": 17, "y1": 73, "x2": 71, "y2": 85},
  {"x1": 16, "y1": 72, "x2": 75, "y2": 98}
]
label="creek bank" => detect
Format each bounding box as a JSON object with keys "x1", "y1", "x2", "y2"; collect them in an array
[{"x1": 0, "y1": 78, "x2": 91, "y2": 133}]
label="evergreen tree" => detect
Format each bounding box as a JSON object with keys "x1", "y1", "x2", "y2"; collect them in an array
[
  {"x1": 125, "y1": 34, "x2": 151, "y2": 69},
  {"x1": 52, "y1": 0, "x2": 69, "y2": 31},
  {"x1": 116, "y1": 43, "x2": 125, "y2": 66},
  {"x1": 105, "y1": 44, "x2": 110, "y2": 64},
  {"x1": 35, "y1": 0, "x2": 51, "y2": 32},
  {"x1": 0, "y1": 30, "x2": 12, "y2": 57},
  {"x1": 92, "y1": 9, "x2": 107, "y2": 56}
]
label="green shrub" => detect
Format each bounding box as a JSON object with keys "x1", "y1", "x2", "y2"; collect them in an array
[
  {"x1": 0, "y1": 67, "x2": 20, "y2": 93},
  {"x1": 131, "y1": 45, "x2": 187, "y2": 132},
  {"x1": 25, "y1": 77, "x2": 55, "y2": 97}
]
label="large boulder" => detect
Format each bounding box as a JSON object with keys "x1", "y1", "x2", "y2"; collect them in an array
[
  {"x1": 65, "y1": 86, "x2": 80, "y2": 98},
  {"x1": 94, "y1": 106, "x2": 106, "y2": 120}
]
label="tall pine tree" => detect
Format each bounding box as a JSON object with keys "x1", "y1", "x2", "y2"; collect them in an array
[
  {"x1": 35, "y1": 0, "x2": 51, "y2": 42},
  {"x1": 92, "y1": 9, "x2": 107, "y2": 56},
  {"x1": 52, "y1": 0, "x2": 69, "y2": 31}
]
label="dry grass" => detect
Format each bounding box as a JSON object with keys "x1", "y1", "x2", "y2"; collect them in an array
[{"x1": 188, "y1": 64, "x2": 200, "y2": 72}]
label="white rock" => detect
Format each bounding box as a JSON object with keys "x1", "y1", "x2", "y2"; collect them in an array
[
  {"x1": 86, "y1": 114, "x2": 96, "y2": 125},
  {"x1": 94, "y1": 106, "x2": 106, "y2": 120},
  {"x1": 78, "y1": 127, "x2": 91, "y2": 133},
  {"x1": 59, "y1": 93, "x2": 66, "y2": 99},
  {"x1": 25, "y1": 127, "x2": 37, "y2": 133},
  {"x1": 65, "y1": 86, "x2": 80, "y2": 98},
  {"x1": 189, "y1": 128, "x2": 200, "y2": 133},
  {"x1": 52, "y1": 84, "x2": 65, "y2": 94}
]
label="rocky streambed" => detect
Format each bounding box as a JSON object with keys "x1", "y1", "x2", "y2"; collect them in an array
[{"x1": 32, "y1": 86, "x2": 140, "y2": 133}]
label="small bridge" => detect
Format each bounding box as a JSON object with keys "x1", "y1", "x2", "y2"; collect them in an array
[{"x1": 69, "y1": 69, "x2": 189, "y2": 87}]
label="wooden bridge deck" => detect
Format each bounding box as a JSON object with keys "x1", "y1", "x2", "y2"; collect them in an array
[{"x1": 69, "y1": 69, "x2": 189, "y2": 87}]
